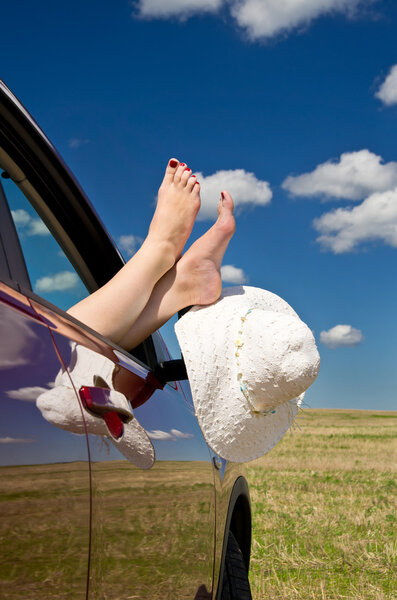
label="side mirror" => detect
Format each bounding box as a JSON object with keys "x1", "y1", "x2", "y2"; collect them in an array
[
  {"x1": 153, "y1": 306, "x2": 192, "y2": 385},
  {"x1": 154, "y1": 359, "x2": 188, "y2": 385}
]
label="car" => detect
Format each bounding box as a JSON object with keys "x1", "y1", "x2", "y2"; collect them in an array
[{"x1": 0, "y1": 79, "x2": 252, "y2": 600}]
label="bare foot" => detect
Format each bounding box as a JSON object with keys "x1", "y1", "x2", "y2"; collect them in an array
[
  {"x1": 174, "y1": 190, "x2": 236, "y2": 307},
  {"x1": 117, "y1": 191, "x2": 235, "y2": 349},
  {"x1": 147, "y1": 158, "x2": 201, "y2": 266}
]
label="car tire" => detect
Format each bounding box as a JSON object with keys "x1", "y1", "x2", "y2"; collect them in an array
[{"x1": 221, "y1": 531, "x2": 253, "y2": 600}]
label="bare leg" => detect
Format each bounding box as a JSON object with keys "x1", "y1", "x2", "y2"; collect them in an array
[
  {"x1": 119, "y1": 191, "x2": 235, "y2": 350},
  {"x1": 67, "y1": 159, "x2": 201, "y2": 343}
]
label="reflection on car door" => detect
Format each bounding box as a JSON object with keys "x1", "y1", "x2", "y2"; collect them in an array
[
  {"x1": 0, "y1": 283, "x2": 90, "y2": 600},
  {"x1": 30, "y1": 298, "x2": 216, "y2": 600}
]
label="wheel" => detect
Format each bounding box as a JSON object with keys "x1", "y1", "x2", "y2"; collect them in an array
[{"x1": 221, "y1": 531, "x2": 252, "y2": 600}]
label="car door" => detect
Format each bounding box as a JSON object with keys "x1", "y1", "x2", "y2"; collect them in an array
[
  {"x1": 32, "y1": 303, "x2": 217, "y2": 600},
  {"x1": 0, "y1": 80, "x2": 216, "y2": 600},
  {"x1": 0, "y1": 185, "x2": 91, "y2": 599}
]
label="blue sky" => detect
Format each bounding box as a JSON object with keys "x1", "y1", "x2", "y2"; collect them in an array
[{"x1": 2, "y1": 0, "x2": 397, "y2": 410}]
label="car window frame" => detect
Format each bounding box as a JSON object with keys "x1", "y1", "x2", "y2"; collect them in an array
[
  {"x1": 0, "y1": 178, "x2": 31, "y2": 289},
  {"x1": 0, "y1": 79, "x2": 160, "y2": 371}
]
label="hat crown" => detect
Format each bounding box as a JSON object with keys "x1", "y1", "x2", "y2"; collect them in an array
[{"x1": 237, "y1": 309, "x2": 320, "y2": 413}]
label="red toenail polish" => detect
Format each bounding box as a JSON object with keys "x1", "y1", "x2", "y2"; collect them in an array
[
  {"x1": 180, "y1": 163, "x2": 186, "y2": 167},
  {"x1": 191, "y1": 175, "x2": 196, "y2": 178},
  {"x1": 169, "y1": 160, "x2": 178, "y2": 168},
  {"x1": 221, "y1": 192, "x2": 225, "y2": 199},
  {"x1": 187, "y1": 168, "x2": 191, "y2": 171}
]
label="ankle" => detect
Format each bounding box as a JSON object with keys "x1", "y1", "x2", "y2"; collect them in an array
[{"x1": 133, "y1": 237, "x2": 176, "y2": 275}]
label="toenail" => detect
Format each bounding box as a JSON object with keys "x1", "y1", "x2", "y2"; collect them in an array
[
  {"x1": 180, "y1": 163, "x2": 186, "y2": 167},
  {"x1": 221, "y1": 192, "x2": 225, "y2": 199},
  {"x1": 191, "y1": 175, "x2": 196, "y2": 178},
  {"x1": 169, "y1": 159, "x2": 178, "y2": 168},
  {"x1": 187, "y1": 168, "x2": 191, "y2": 171}
]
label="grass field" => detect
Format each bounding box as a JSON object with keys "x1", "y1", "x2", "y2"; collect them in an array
[
  {"x1": 1, "y1": 408, "x2": 395, "y2": 599},
  {"x1": 247, "y1": 409, "x2": 397, "y2": 600}
]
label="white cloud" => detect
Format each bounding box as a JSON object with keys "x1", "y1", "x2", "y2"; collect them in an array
[
  {"x1": 11, "y1": 209, "x2": 31, "y2": 227},
  {"x1": 6, "y1": 386, "x2": 49, "y2": 402},
  {"x1": 148, "y1": 430, "x2": 175, "y2": 440},
  {"x1": 169, "y1": 428, "x2": 194, "y2": 439},
  {"x1": 35, "y1": 271, "x2": 79, "y2": 293},
  {"x1": 133, "y1": 0, "x2": 375, "y2": 40},
  {"x1": 68, "y1": 138, "x2": 90, "y2": 149},
  {"x1": 196, "y1": 169, "x2": 272, "y2": 220},
  {"x1": 282, "y1": 150, "x2": 397, "y2": 201},
  {"x1": 148, "y1": 428, "x2": 194, "y2": 440},
  {"x1": 313, "y1": 188, "x2": 397, "y2": 253},
  {"x1": 28, "y1": 220, "x2": 50, "y2": 236},
  {"x1": 11, "y1": 209, "x2": 50, "y2": 236},
  {"x1": 230, "y1": 0, "x2": 373, "y2": 41},
  {"x1": 221, "y1": 264, "x2": 248, "y2": 283},
  {"x1": 283, "y1": 150, "x2": 397, "y2": 253},
  {"x1": 320, "y1": 324, "x2": 364, "y2": 348},
  {"x1": 375, "y1": 64, "x2": 397, "y2": 106},
  {"x1": 118, "y1": 234, "x2": 144, "y2": 257},
  {"x1": 134, "y1": 0, "x2": 222, "y2": 19},
  {"x1": 0, "y1": 437, "x2": 35, "y2": 444}
]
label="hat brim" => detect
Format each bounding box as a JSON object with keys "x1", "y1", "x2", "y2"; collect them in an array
[{"x1": 175, "y1": 286, "x2": 303, "y2": 463}]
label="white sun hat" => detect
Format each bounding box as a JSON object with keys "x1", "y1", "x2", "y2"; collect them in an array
[{"x1": 175, "y1": 286, "x2": 320, "y2": 463}]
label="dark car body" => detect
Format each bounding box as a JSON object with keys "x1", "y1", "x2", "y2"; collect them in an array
[{"x1": 0, "y1": 80, "x2": 251, "y2": 600}]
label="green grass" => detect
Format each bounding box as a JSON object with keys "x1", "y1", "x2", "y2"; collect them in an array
[{"x1": 247, "y1": 409, "x2": 397, "y2": 600}]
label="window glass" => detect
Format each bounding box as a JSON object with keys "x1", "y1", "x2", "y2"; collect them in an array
[
  {"x1": 2, "y1": 177, "x2": 88, "y2": 311},
  {"x1": 159, "y1": 316, "x2": 181, "y2": 360}
]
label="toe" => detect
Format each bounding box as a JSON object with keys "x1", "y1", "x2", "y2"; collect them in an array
[
  {"x1": 187, "y1": 174, "x2": 197, "y2": 190},
  {"x1": 190, "y1": 180, "x2": 201, "y2": 209},
  {"x1": 220, "y1": 190, "x2": 234, "y2": 213},
  {"x1": 181, "y1": 167, "x2": 192, "y2": 185},
  {"x1": 216, "y1": 191, "x2": 235, "y2": 234},
  {"x1": 174, "y1": 163, "x2": 187, "y2": 183},
  {"x1": 217, "y1": 191, "x2": 233, "y2": 217},
  {"x1": 192, "y1": 181, "x2": 201, "y2": 210},
  {"x1": 163, "y1": 158, "x2": 179, "y2": 184}
]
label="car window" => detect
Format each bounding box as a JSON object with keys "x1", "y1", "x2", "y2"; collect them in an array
[
  {"x1": 0, "y1": 170, "x2": 155, "y2": 370},
  {"x1": 0, "y1": 90, "x2": 158, "y2": 371},
  {"x1": 2, "y1": 176, "x2": 88, "y2": 311}
]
